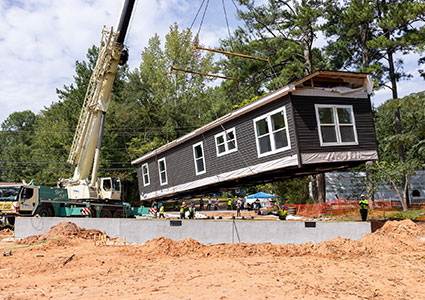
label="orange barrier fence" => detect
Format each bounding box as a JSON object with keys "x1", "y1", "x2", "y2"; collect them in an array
[{"x1": 292, "y1": 199, "x2": 398, "y2": 217}]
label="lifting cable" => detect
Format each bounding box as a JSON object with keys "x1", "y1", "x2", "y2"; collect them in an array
[
  {"x1": 193, "y1": 45, "x2": 270, "y2": 63},
  {"x1": 170, "y1": 66, "x2": 240, "y2": 82}
]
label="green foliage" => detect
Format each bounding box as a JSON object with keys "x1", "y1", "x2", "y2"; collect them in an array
[
  {"x1": 217, "y1": 0, "x2": 327, "y2": 106},
  {"x1": 374, "y1": 91, "x2": 425, "y2": 163},
  {"x1": 271, "y1": 177, "x2": 312, "y2": 204},
  {"x1": 368, "y1": 160, "x2": 420, "y2": 211},
  {"x1": 0, "y1": 111, "x2": 37, "y2": 182},
  {"x1": 323, "y1": 0, "x2": 425, "y2": 95},
  {"x1": 385, "y1": 208, "x2": 425, "y2": 220},
  {"x1": 125, "y1": 24, "x2": 219, "y2": 156}
]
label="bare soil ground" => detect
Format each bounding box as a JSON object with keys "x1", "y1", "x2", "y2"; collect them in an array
[{"x1": 1, "y1": 220, "x2": 425, "y2": 300}]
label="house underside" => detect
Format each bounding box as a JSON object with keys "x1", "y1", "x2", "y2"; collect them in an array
[{"x1": 142, "y1": 158, "x2": 371, "y2": 202}]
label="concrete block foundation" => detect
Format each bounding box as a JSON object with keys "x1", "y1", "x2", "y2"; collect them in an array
[{"x1": 14, "y1": 217, "x2": 371, "y2": 245}]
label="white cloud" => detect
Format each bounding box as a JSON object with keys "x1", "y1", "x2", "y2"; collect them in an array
[
  {"x1": 0, "y1": 0, "x2": 423, "y2": 126},
  {"x1": 0, "y1": 0, "x2": 240, "y2": 125}
]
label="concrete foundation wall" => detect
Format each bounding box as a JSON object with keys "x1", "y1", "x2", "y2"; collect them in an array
[{"x1": 15, "y1": 217, "x2": 371, "y2": 245}]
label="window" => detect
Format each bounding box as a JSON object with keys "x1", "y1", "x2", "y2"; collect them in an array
[
  {"x1": 215, "y1": 127, "x2": 237, "y2": 156},
  {"x1": 253, "y1": 106, "x2": 290, "y2": 157},
  {"x1": 193, "y1": 141, "x2": 206, "y2": 175},
  {"x1": 142, "y1": 163, "x2": 150, "y2": 186},
  {"x1": 315, "y1": 104, "x2": 358, "y2": 146},
  {"x1": 21, "y1": 188, "x2": 34, "y2": 200},
  {"x1": 158, "y1": 158, "x2": 168, "y2": 185}
]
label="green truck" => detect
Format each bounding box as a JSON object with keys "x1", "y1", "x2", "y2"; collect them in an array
[{"x1": 0, "y1": 183, "x2": 149, "y2": 227}]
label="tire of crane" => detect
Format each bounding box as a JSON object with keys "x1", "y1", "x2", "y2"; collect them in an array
[
  {"x1": 99, "y1": 209, "x2": 112, "y2": 218},
  {"x1": 6, "y1": 216, "x2": 15, "y2": 226},
  {"x1": 112, "y1": 210, "x2": 123, "y2": 218},
  {"x1": 34, "y1": 205, "x2": 54, "y2": 217}
]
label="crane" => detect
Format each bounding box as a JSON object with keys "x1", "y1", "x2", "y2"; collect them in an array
[{"x1": 63, "y1": 0, "x2": 136, "y2": 201}]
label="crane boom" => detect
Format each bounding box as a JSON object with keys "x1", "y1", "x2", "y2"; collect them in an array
[{"x1": 64, "y1": 0, "x2": 135, "y2": 201}]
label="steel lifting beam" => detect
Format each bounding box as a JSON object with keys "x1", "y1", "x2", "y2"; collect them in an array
[
  {"x1": 170, "y1": 66, "x2": 240, "y2": 82},
  {"x1": 194, "y1": 45, "x2": 270, "y2": 63}
]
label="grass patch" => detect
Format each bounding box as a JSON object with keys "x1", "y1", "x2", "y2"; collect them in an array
[{"x1": 385, "y1": 208, "x2": 425, "y2": 220}]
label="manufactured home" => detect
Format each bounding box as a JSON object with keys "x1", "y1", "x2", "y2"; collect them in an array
[{"x1": 131, "y1": 71, "x2": 379, "y2": 201}]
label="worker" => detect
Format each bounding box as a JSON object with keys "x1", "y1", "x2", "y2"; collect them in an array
[
  {"x1": 158, "y1": 203, "x2": 165, "y2": 218},
  {"x1": 236, "y1": 198, "x2": 242, "y2": 218},
  {"x1": 227, "y1": 198, "x2": 232, "y2": 210},
  {"x1": 180, "y1": 202, "x2": 186, "y2": 219},
  {"x1": 278, "y1": 205, "x2": 287, "y2": 220},
  {"x1": 188, "y1": 203, "x2": 196, "y2": 219},
  {"x1": 359, "y1": 194, "x2": 369, "y2": 221}
]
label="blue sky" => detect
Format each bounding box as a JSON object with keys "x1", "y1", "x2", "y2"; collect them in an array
[{"x1": 0, "y1": 0, "x2": 424, "y2": 125}]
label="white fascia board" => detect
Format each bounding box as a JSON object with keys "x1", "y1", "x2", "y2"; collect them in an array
[
  {"x1": 301, "y1": 150, "x2": 378, "y2": 164},
  {"x1": 131, "y1": 84, "x2": 296, "y2": 165}
]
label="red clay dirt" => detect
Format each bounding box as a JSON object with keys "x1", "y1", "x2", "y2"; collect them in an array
[{"x1": 1, "y1": 220, "x2": 425, "y2": 299}]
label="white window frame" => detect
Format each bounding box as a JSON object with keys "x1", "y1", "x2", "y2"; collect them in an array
[
  {"x1": 253, "y1": 106, "x2": 291, "y2": 158},
  {"x1": 192, "y1": 141, "x2": 206, "y2": 175},
  {"x1": 142, "y1": 163, "x2": 150, "y2": 187},
  {"x1": 314, "y1": 104, "x2": 358, "y2": 147},
  {"x1": 158, "y1": 158, "x2": 168, "y2": 186},
  {"x1": 214, "y1": 127, "x2": 238, "y2": 157}
]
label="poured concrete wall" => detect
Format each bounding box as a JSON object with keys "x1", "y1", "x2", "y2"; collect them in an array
[{"x1": 15, "y1": 217, "x2": 371, "y2": 245}]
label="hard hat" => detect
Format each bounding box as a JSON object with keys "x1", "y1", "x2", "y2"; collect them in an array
[
  {"x1": 159, "y1": 202, "x2": 163, "y2": 206},
  {"x1": 191, "y1": 202, "x2": 194, "y2": 206},
  {"x1": 182, "y1": 202, "x2": 186, "y2": 205},
  {"x1": 360, "y1": 194, "x2": 365, "y2": 198}
]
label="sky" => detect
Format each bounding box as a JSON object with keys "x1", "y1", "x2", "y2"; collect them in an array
[{"x1": 0, "y1": 0, "x2": 424, "y2": 126}]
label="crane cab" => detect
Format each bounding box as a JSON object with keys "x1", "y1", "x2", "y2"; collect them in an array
[{"x1": 99, "y1": 177, "x2": 121, "y2": 201}]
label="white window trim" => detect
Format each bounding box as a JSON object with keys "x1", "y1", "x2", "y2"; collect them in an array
[
  {"x1": 142, "y1": 163, "x2": 150, "y2": 187},
  {"x1": 314, "y1": 104, "x2": 359, "y2": 147},
  {"x1": 253, "y1": 106, "x2": 291, "y2": 158},
  {"x1": 158, "y1": 158, "x2": 168, "y2": 186},
  {"x1": 214, "y1": 127, "x2": 238, "y2": 157},
  {"x1": 193, "y1": 141, "x2": 206, "y2": 175}
]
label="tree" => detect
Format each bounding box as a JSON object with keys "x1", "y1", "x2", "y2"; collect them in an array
[
  {"x1": 0, "y1": 111, "x2": 37, "y2": 182},
  {"x1": 217, "y1": 0, "x2": 327, "y2": 106},
  {"x1": 369, "y1": 160, "x2": 419, "y2": 211},
  {"x1": 324, "y1": 0, "x2": 425, "y2": 163},
  {"x1": 374, "y1": 91, "x2": 425, "y2": 163},
  {"x1": 125, "y1": 24, "x2": 218, "y2": 157}
]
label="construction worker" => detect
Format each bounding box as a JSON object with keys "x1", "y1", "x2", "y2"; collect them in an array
[
  {"x1": 227, "y1": 198, "x2": 232, "y2": 210},
  {"x1": 278, "y1": 205, "x2": 287, "y2": 220},
  {"x1": 359, "y1": 194, "x2": 369, "y2": 221},
  {"x1": 158, "y1": 203, "x2": 165, "y2": 218},
  {"x1": 188, "y1": 203, "x2": 196, "y2": 219},
  {"x1": 180, "y1": 202, "x2": 186, "y2": 219}
]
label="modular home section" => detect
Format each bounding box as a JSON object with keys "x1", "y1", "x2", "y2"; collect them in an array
[{"x1": 132, "y1": 71, "x2": 378, "y2": 201}]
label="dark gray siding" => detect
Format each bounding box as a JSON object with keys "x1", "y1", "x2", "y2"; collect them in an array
[
  {"x1": 138, "y1": 94, "x2": 297, "y2": 195},
  {"x1": 291, "y1": 95, "x2": 377, "y2": 153}
]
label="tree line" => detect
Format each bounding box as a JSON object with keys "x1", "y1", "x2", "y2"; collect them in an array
[{"x1": 0, "y1": 0, "x2": 424, "y2": 205}]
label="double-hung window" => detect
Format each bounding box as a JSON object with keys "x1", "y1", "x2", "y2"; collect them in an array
[
  {"x1": 215, "y1": 127, "x2": 237, "y2": 156},
  {"x1": 158, "y1": 158, "x2": 168, "y2": 185},
  {"x1": 315, "y1": 104, "x2": 358, "y2": 146},
  {"x1": 142, "y1": 163, "x2": 150, "y2": 186},
  {"x1": 193, "y1": 141, "x2": 206, "y2": 175},
  {"x1": 253, "y1": 106, "x2": 290, "y2": 157}
]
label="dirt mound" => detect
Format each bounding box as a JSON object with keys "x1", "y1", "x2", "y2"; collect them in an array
[
  {"x1": 142, "y1": 237, "x2": 205, "y2": 257},
  {"x1": 375, "y1": 219, "x2": 421, "y2": 235},
  {"x1": 138, "y1": 220, "x2": 425, "y2": 258},
  {"x1": 18, "y1": 222, "x2": 104, "y2": 245}
]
